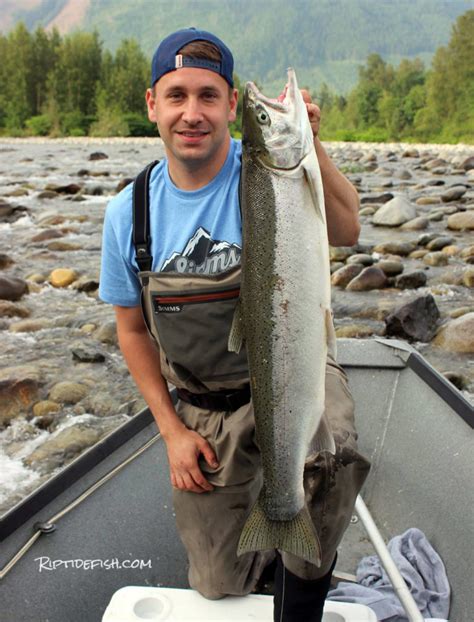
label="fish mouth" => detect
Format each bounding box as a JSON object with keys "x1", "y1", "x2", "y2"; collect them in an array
[{"x1": 246, "y1": 67, "x2": 297, "y2": 111}]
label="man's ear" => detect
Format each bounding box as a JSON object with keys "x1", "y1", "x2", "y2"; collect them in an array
[
  {"x1": 228, "y1": 87, "x2": 238, "y2": 123},
  {"x1": 146, "y1": 88, "x2": 157, "y2": 123}
]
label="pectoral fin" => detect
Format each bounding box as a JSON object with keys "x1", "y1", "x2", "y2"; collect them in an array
[
  {"x1": 304, "y1": 164, "x2": 325, "y2": 223},
  {"x1": 228, "y1": 298, "x2": 245, "y2": 353}
]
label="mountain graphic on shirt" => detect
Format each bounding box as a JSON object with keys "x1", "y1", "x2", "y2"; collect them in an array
[{"x1": 161, "y1": 227, "x2": 241, "y2": 275}]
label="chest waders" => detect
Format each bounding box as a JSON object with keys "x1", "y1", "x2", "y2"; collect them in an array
[
  {"x1": 131, "y1": 162, "x2": 370, "y2": 614},
  {"x1": 132, "y1": 161, "x2": 250, "y2": 407}
]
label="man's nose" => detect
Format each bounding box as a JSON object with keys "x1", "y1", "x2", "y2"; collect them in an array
[{"x1": 182, "y1": 98, "x2": 203, "y2": 124}]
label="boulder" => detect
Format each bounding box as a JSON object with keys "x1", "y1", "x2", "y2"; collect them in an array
[
  {"x1": 0, "y1": 276, "x2": 28, "y2": 301},
  {"x1": 0, "y1": 365, "x2": 43, "y2": 427},
  {"x1": 447, "y1": 211, "x2": 474, "y2": 231},
  {"x1": 433, "y1": 313, "x2": 474, "y2": 353},
  {"x1": 400, "y1": 216, "x2": 429, "y2": 231},
  {"x1": 346, "y1": 266, "x2": 388, "y2": 291},
  {"x1": 0, "y1": 253, "x2": 14, "y2": 269},
  {"x1": 373, "y1": 241, "x2": 416, "y2": 256},
  {"x1": 372, "y1": 196, "x2": 417, "y2": 226},
  {"x1": 331, "y1": 264, "x2": 364, "y2": 288},
  {"x1": 441, "y1": 186, "x2": 467, "y2": 202},
  {"x1": 385, "y1": 294, "x2": 440, "y2": 342},
  {"x1": 48, "y1": 381, "x2": 88, "y2": 404},
  {"x1": 49, "y1": 268, "x2": 77, "y2": 288},
  {"x1": 394, "y1": 270, "x2": 427, "y2": 289}
]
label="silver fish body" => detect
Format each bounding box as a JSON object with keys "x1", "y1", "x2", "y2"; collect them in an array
[{"x1": 230, "y1": 68, "x2": 335, "y2": 564}]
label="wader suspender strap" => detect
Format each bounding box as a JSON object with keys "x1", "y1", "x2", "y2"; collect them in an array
[{"x1": 132, "y1": 160, "x2": 160, "y2": 273}]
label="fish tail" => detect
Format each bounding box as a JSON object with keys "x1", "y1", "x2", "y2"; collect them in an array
[{"x1": 237, "y1": 498, "x2": 321, "y2": 566}]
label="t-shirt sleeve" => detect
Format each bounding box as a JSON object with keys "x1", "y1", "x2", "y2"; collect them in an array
[{"x1": 99, "y1": 194, "x2": 141, "y2": 307}]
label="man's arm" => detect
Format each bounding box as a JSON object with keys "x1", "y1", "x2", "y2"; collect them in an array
[
  {"x1": 302, "y1": 91, "x2": 360, "y2": 247},
  {"x1": 114, "y1": 305, "x2": 219, "y2": 493}
]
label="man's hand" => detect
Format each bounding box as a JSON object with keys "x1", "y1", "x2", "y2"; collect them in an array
[
  {"x1": 166, "y1": 426, "x2": 219, "y2": 494},
  {"x1": 301, "y1": 89, "x2": 321, "y2": 139}
]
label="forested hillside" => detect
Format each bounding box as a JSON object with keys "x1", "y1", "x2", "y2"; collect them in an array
[
  {"x1": 2, "y1": 0, "x2": 472, "y2": 92},
  {"x1": 0, "y1": 8, "x2": 472, "y2": 142}
]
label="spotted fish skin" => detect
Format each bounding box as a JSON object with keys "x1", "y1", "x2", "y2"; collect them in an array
[{"x1": 230, "y1": 68, "x2": 335, "y2": 565}]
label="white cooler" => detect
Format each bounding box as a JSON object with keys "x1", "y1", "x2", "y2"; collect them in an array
[{"x1": 102, "y1": 586, "x2": 378, "y2": 621}]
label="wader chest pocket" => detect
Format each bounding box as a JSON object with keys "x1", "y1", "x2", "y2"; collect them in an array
[{"x1": 151, "y1": 287, "x2": 249, "y2": 383}]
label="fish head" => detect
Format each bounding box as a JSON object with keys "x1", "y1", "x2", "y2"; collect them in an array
[{"x1": 243, "y1": 68, "x2": 314, "y2": 170}]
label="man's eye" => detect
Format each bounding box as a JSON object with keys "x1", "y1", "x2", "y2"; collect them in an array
[
  {"x1": 203, "y1": 92, "x2": 218, "y2": 100},
  {"x1": 169, "y1": 93, "x2": 184, "y2": 100}
]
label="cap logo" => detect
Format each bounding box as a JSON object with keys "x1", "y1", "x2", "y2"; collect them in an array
[{"x1": 175, "y1": 54, "x2": 184, "y2": 69}]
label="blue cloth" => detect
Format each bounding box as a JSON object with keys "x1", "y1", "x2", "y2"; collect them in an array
[
  {"x1": 328, "y1": 528, "x2": 450, "y2": 621},
  {"x1": 99, "y1": 139, "x2": 242, "y2": 307}
]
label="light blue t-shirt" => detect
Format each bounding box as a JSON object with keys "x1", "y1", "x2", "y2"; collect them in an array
[{"x1": 99, "y1": 139, "x2": 242, "y2": 307}]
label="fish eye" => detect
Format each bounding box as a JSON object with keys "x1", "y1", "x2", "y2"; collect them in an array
[{"x1": 256, "y1": 108, "x2": 270, "y2": 125}]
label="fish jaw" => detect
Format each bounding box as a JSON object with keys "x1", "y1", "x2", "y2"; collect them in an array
[{"x1": 242, "y1": 68, "x2": 313, "y2": 171}]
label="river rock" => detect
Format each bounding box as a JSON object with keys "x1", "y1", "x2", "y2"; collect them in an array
[
  {"x1": 32, "y1": 400, "x2": 61, "y2": 417},
  {"x1": 415, "y1": 197, "x2": 440, "y2": 206},
  {"x1": 426, "y1": 236, "x2": 455, "y2": 251},
  {"x1": 460, "y1": 246, "x2": 474, "y2": 259},
  {"x1": 373, "y1": 241, "x2": 416, "y2": 256},
  {"x1": 71, "y1": 277, "x2": 100, "y2": 293},
  {"x1": 38, "y1": 190, "x2": 59, "y2": 200},
  {"x1": 47, "y1": 241, "x2": 82, "y2": 252},
  {"x1": 0, "y1": 253, "x2": 14, "y2": 269},
  {"x1": 359, "y1": 207, "x2": 376, "y2": 216},
  {"x1": 423, "y1": 252, "x2": 449, "y2": 266},
  {"x1": 450, "y1": 306, "x2": 474, "y2": 318},
  {"x1": 442, "y1": 371, "x2": 469, "y2": 391},
  {"x1": 425, "y1": 158, "x2": 446, "y2": 170},
  {"x1": 372, "y1": 196, "x2": 417, "y2": 226},
  {"x1": 117, "y1": 178, "x2": 134, "y2": 192},
  {"x1": 346, "y1": 266, "x2": 388, "y2": 291},
  {"x1": 23, "y1": 424, "x2": 104, "y2": 474},
  {"x1": 0, "y1": 365, "x2": 43, "y2": 427},
  {"x1": 385, "y1": 294, "x2": 440, "y2": 342},
  {"x1": 447, "y1": 211, "x2": 474, "y2": 230},
  {"x1": 360, "y1": 193, "x2": 393, "y2": 204},
  {"x1": 0, "y1": 276, "x2": 28, "y2": 301},
  {"x1": 0, "y1": 301, "x2": 30, "y2": 318},
  {"x1": 403, "y1": 148, "x2": 419, "y2": 158},
  {"x1": 89, "y1": 151, "x2": 108, "y2": 160},
  {"x1": 347, "y1": 254, "x2": 374, "y2": 266},
  {"x1": 441, "y1": 245, "x2": 461, "y2": 256},
  {"x1": 461, "y1": 156, "x2": 474, "y2": 171},
  {"x1": 433, "y1": 313, "x2": 474, "y2": 353},
  {"x1": 71, "y1": 342, "x2": 106, "y2": 363},
  {"x1": 94, "y1": 321, "x2": 118, "y2": 346},
  {"x1": 330, "y1": 262, "x2": 344, "y2": 273},
  {"x1": 331, "y1": 264, "x2": 364, "y2": 288},
  {"x1": 9, "y1": 318, "x2": 54, "y2": 332},
  {"x1": 400, "y1": 216, "x2": 429, "y2": 231},
  {"x1": 330, "y1": 246, "x2": 354, "y2": 262},
  {"x1": 377, "y1": 260, "x2": 404, "y2": 276},
  {"x1": 441, "y1": 186, "x2": 467, "y2": 202},
  {"x1": 0, "y1": 201, "x2": 28, "y2": 223},
  {"x1": 49, "y1": 381, "x2": 89, "y2": 404},
  {"x1": 335, "y1": 324, "x2": 383, "y2": 338},
  {"x1": 417, "y1": 233, "x2": 439, "y2": 246},
  {"x1": 394, "y1": 270, "x2": 427, "y2": 289},
  {"x1": 5, "y1": 187, "x2": 29, "y2": 197},
  {"x1": 31, "y1": 229, "x2": 64, "y2": 243},
  {"x1": 427, "y1": 211, "x2": 444, "y2": 222},
  {"x1": 463, "y1": 268, "x2": 474, "y2": 287},
  {"x1": 49, "y1": 268, "x2": 77, "y2": 288}
]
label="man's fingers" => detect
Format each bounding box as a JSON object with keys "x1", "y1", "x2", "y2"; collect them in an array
[
  {"x1": 300, "y1": 89, "x2": 312, "y2": 104},
  {"x1": 199, "y1": 440, "x2": 219, "y2": 469}
]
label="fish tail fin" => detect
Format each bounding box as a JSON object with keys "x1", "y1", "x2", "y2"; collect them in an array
[
  {"x1": 237, "y1": 498, "x2": 321, "y2": 566},
  {"x1": 228, "y1": 298, "x2": 244, "y2": 353},
  {"x1": 313, "y1": 412, "x2": 336, "y2": 455}
]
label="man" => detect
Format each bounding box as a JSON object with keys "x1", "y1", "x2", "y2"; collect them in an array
[{"x1": 99, "y1": 27, "x2": 370, "y2": 622}]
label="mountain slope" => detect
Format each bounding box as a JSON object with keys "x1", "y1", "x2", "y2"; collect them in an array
[{"x1": 1, "y1": 0, "x2": 472, "y2": 92}]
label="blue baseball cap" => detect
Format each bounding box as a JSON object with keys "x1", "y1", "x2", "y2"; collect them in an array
[{"x1": 150, "y1": 27, "x2": 234, "y2": 88}]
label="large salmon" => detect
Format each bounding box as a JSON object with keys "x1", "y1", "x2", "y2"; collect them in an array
[{"x1": 229, "y1": 68, "x2": 336, "y2": 566}]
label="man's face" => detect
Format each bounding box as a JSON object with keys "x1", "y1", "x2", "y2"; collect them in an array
[{"x1": 146, "y1": 68, "x2": 238, "y2": 170}]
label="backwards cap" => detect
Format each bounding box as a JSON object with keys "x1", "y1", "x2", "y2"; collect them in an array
[{"x1": 150, "y1": 27, "x2": 234, "y2": 88}]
